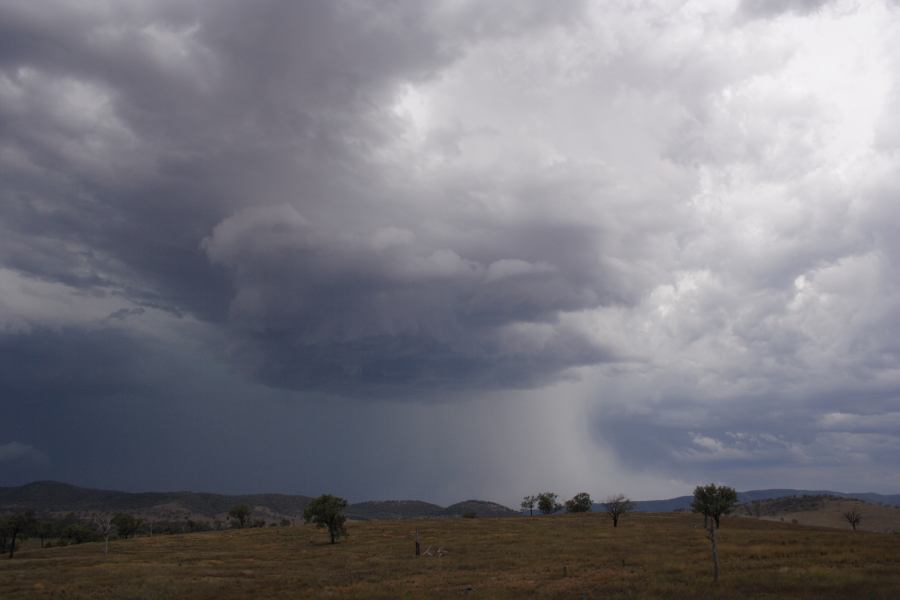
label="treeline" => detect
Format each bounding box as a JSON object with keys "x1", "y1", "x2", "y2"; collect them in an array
[
  {"x1": 520, "y1": 492, "x2": 635, "y2": 527},
  {"x1": 1, "y1": 505, "x2": 294, "y2": 558}
]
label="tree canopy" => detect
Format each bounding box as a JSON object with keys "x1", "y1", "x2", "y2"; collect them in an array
[
  {"x1": 228, "y1": 505, "x2": 251, "y2": 528},
  {"x1": 565, "y1": 492, "x2": 592, "y2": 513},
  {"x1": 691, "y1": 484, "x2": 738, "y2": 529},
  {"x1": 303, "y1": 494, "x2": 348, "y2": 544},
  {"x1": 537, "y1": 492, "x2": 562, "y2": 515},
  {"x1": 112, "y1": 513, "x2": 144, "y2": 539}
]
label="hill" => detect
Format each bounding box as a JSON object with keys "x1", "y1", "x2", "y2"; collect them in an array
[
  {"x1": 442, "y1": 500, "x2": 518, "y2": 517},
  {"x1": 0, "y1": 480, "x2": 313, "y2": 522},
  {"x1": 592, "y1": 488, "x2": 900, "y2": 513},
  {"x1": 0, "y1": 481, "x2": 516, "y2": 522},
  {"x1": 737, "y1": 495, "x2": 900, "y2": 533}
]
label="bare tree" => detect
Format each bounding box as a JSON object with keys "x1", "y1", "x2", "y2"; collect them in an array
[
  {"x1": 842, "y1": 510, "x2": 862, "y2": 531},
  {"x1": 520, "y1": 495, "x2": 538, "y2": 516},
  {"x1": 93, "y1": 515, "x2": 114, "y2": 555},
  {"x1": 603, "y1": 495, "x2": 634, "y2": 528}
]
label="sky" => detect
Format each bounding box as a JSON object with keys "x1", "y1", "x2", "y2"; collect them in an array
[{"x1": 2, "y1": 0, "x2": 900, "y2": 507}]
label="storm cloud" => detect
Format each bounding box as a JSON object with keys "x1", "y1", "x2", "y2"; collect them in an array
[{"x1": 2, "y1": 0, "x2": 900, "y2": 502}]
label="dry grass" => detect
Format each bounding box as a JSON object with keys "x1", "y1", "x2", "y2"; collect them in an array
[
  {"x1": 2, "y1": 512, "x2": 900, "y2": 599},
  {"x1": 754, "y1": 498, "x2": 900, "y2": 533}
]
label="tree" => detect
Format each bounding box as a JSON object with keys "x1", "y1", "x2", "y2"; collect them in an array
[
  {"x1": 303, "y1": 494, "x2": 348, "y2": 544},
  {"x1": 93, "y1": 514, "x2": 114, "y2": 555},
  {"x1": 112, "y1": 514, "x2": 144, "y2": 539},
  {"x1": 537, "y1": 492, "x2": 562, "y2": 515},
  {"x1": 63, "y1": 522, "x2": 94, "y2": 545},
  {"x1": 842, "y1": 510, "x2": 862, "y2": 531},
  {"x1": 691, "y1": 484, "x2": 738, "y2": 529},
  {"x1": 521, "y1": 495, "x2": 538, "y2": 516},
  {"x1": 603, "y1": 494, "x2": 634, "y2": 527},
  {"x1": 228, "y1": 505, "x2": 251, "y2": 528},
  {"x1": 565, "y1": 492, "x2": 593, "y2": 513},
  {"x1": 5, "y1": 510, "x2": 36, "y2": 559}
]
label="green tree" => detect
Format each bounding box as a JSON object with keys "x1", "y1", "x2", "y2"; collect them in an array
[
  {"x1": 5, "y1": 510, "x2": 36, "y2": 559},
  {"x1": 603, "y1": 494, "x2": 634, "y2": 527},
  {"x1": 112, "y1": 514, "x2": 144, "y2": 539},
  {"x1": 36, "y1": 521, "x2": 55, "y2": 548},
  {"x1": 565, "y1": 492, "x2": 593, "y2": 513},
  {"x1": 62, "y1": 522, "x2": 94, "y2": 544},
  {"x1": 691, "y1": 483, "x2": 738, "y2": 529},
  {"x1": 537, "y1": 492, "x2": 562, "y2": 515},
  {"x1": 303, "y1": 494, "x2": 348, "y2": 544},
  {"x1": 228, "y1": 505, "x2": 251, "y2": 528},
  {"x1": 520, "y1": 495, "x2": 538, "y2": 516}
]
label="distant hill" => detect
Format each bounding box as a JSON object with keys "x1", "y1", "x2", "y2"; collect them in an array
[
  {"x1": 736, "y1": 495, "x2": 900, "y2": 533},
  {"x1": 0, "y1": 481, "x2": 313, "y2": 521},
  {"x1": 592, "y1": 488, "x2": 900, "y2": 513},
  {"x1": 443, "y1": 500, "x2": 518, "y2": 517},
  {"x1": 5, "y1": 481, "x2": 897, "y2": 523},
  {"x1": 0, "y1": 481, "x2": 516, "y2": 522}
]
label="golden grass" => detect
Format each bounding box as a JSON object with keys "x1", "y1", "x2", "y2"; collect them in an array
[
  {"x1": 2, "y1": 512, "x2": 900, "y2": 599},
  {"x1": 753, "y1": 498, "x2": 900, "y2": 533}
]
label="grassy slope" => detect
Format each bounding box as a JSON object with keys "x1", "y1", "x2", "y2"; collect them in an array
[
  {"x1": 2, "y1": 512, "x2": 900, "y2": 599},
  {"x1": 753, "y1": 498, "x2": 900, "y2": 533}
]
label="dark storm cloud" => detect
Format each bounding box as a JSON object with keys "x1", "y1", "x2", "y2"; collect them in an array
[
  {"x1": 202, "y1": 203, "x2": 618, "y2": 393},
  {"x1": 2, "y1": 0, "x2": 900, "y2": 500},
  {"x1": 0, "y1": 0, "x2": 601, "y2": 395},
  {"x1": 0, "y1": 327, "x2": 162, "y2": 399}
]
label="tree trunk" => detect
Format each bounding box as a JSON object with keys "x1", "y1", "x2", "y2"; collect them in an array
[
  {"x1": 415, "y1": 529, "x2": 421, "y2": 557},
  {"x1": 329, "y1": 527, "x2": 335, "y2": 544},
  {"x1": 703, "y1": 514, "x2": 708, "y2": 529},
  {"x1": 8, "y1": 529, "x2": 17, "y2": 559},
  {"x1": 613, "y1": 515, "x2": 619, "y2": 528},
  {"x1": 104, "y1": 535, "x2": 109, "y2": 555},
  {"x1": 709, "y1": 524, "x2": 719, "y2": 583},
  {"x1": 714, "y1": 514, "x2": 721, "y2": 529}
]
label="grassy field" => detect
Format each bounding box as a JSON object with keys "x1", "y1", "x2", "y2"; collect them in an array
[
  {"x1": 752, "y1": 498, "x2": 900, "y2": 533},
  {"x1": 2, "y1": 512, "x2": 900, "y2": 599}
]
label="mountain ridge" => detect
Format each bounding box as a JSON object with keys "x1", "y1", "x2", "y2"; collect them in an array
[
  {"x1": 0, "y1": 481, "x2": 517, "y2": 520},
  {"x1": 3, "y1": 481, "x2": 898, "y2": 521},
  {"x1": 594, "y1": 488, "x2": 900, "y2": 513}
]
